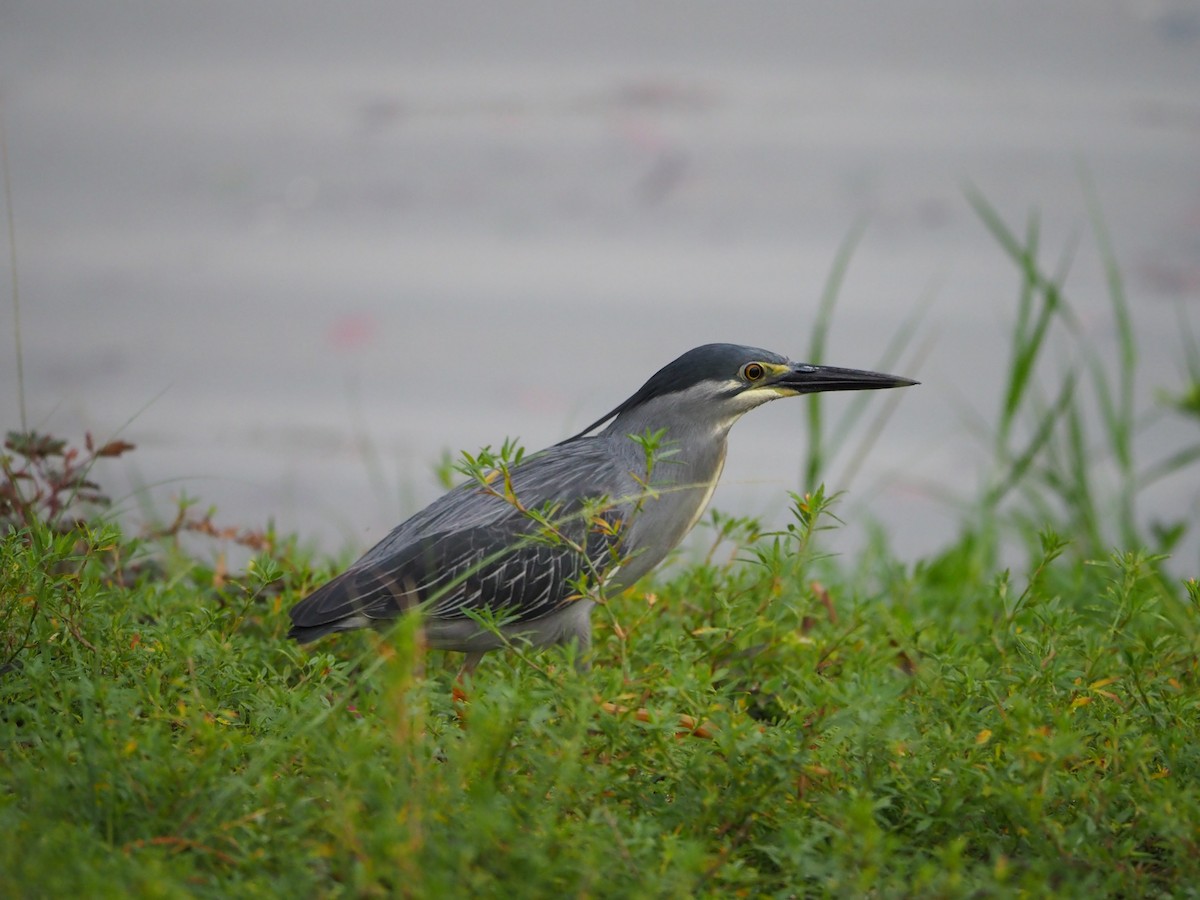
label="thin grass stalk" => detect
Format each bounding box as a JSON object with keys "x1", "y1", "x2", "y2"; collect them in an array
[
  {"x1": 803, "y1": 218, "x2": 866, "y2": 488},
  {"x1": 1063, "y1": 396, "x2": 1103, "y2": 553},
  {"x1": 827, "y1": 298, "x2": 929, "y2": 458},
  {"x1": 984, "y1": 371, "x2": 1077, "y2": 512},
  {"x1": 1082, "y1": 172, "x2": 1139, "y2": 548}
]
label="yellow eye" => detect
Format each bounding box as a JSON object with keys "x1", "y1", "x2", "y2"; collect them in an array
[{"x1": 742, "y1": 362, "x2": 765, "y2": 382}]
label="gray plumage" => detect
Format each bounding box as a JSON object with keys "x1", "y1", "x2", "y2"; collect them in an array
[{"x1": 288, "y1": 343, "x2": 916, "y2": 670}]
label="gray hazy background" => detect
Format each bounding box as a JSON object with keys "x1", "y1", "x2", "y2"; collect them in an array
[{"x1": 2, "y1": 2, "x2": 1198, "y2": 566}]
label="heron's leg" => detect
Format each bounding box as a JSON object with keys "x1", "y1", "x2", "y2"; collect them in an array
[
  {"x1": 564, "y1": 604, "x2": 593, "y2": 672},
  {"x1": 459, "y1": 651, "x2": 485, "y2": 678},
  {"x1": 572, "y1": 631, "x2": 592, "y2": 673}
]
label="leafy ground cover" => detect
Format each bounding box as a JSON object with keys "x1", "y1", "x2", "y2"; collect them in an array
[{"x1": 1, "y1": 495, "x2": 1197, "y2": 898}]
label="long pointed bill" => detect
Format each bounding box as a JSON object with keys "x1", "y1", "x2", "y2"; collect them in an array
[{"x1": 774, "y1": 364, "x2": 919, "y2": 394}]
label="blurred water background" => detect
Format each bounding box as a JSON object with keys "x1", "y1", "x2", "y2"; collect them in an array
[{"x1": 1, "y1": 1, "x2": 1198, "y2": 566}]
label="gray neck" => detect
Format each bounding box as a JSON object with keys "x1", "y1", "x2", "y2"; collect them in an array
[
  {"x1": 601, "y1": 391, "x2": 738, "y2": 580},
  {"x1": 605, "y1": 389, "x2": 737, "y2": 485}
]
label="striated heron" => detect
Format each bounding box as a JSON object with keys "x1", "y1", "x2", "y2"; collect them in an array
[{"x1": 288, "y1": 343, "x2": 916, "y2": 671}]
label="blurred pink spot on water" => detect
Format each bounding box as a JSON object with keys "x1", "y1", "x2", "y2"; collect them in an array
[
  {"x1": 328, "y1": 313, "x2": 379, "y2": 351},
  {"x1": 517, "y1": 386, "x2": 568, "y2": 414}
]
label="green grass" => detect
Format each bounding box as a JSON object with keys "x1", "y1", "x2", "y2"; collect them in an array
[
  {"x1": 2, "y1": 507, "x2": 1198, "y2": 897},
  {"x1": 3, "y1": 192, "x2": 1200, "y2": 897}
]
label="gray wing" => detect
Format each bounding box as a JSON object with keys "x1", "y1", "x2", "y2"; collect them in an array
[{"x1": 288, "y1": 439, "x2": 637, "y2": 641}]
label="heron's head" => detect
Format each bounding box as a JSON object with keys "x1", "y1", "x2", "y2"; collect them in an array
[{"x1": 569, "y1": 343, "x2": 918, "y2": 440}]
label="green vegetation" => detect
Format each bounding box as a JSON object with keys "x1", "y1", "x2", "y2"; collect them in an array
[{"x1": 3, "y1": 197, "x2": 1199, "y2": 897}]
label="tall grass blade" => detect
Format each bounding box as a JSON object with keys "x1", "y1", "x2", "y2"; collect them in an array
[
  {"x1": 833, "y1": 331, "x2": 932, "y2": 491},
  {"x1": 828, "y1": 293, "x2": 930, "y2": 454},
  {"x1": 1138, "y1": 443, "x2": 1200, "y2": 490},
  {"x1": 1080, "y1": 169, "x2": 1138, "y2": 545},
  {"x1": 1063, "y1": 396, "x2": 1103, "y2": 551},
  {"x1": 802, "y1": 217, "x2": 866, "y2": 488},
  {"x1": 984, "y1": 370, "x2": 1077, "y2": 511}
]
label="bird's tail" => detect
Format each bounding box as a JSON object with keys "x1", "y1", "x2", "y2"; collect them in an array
[
  {"x1": 287, "y1": 614, "x2": 373, "y2": 644},
  {"x1": 288, "y1": 564, "x2": 419, "y2": 643}
]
